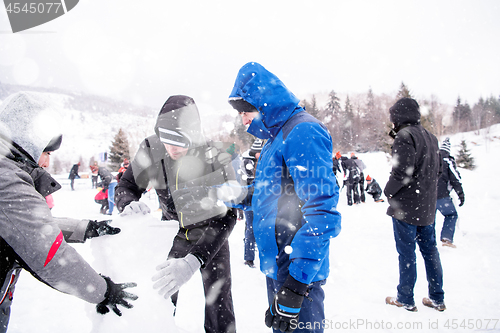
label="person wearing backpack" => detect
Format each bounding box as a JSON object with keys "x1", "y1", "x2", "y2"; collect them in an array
[{"x1": 228, "y1": 62, "x2": 341, "y2": 333}]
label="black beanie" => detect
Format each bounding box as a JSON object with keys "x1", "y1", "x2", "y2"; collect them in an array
[
  {"x1": 43, "y1": 134, "x2": 62, "y2": 152},
  {"x1": 228, "y1": 97, "x2": 258, "y2": 113},
  {"x1": 389, "y1": 97, "x2": 421, "y2": 125},
  {"x1": 154, "y1": 95, "x2": 205, "y2": 148}
]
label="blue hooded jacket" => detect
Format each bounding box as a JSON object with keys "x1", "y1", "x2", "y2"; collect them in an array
[{"x1": 228, "y1": 62, "x2": 341, "y2": 284}]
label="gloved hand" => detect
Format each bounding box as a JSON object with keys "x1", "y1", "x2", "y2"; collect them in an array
[
  {"x1": 121, "y1": 201, "x2": 151, "y2": 216},
  {"x1": 96, "y1": 276, "x2": 138, "y2": 316},
  {"x1": 458, "y1": 193, "x2": 465, "y2": 207},
  {"x1": 85, "y1": 220, "x2": 121, "y2": 240},
  {"x1": 152, "y1": 254, "x2": 201, "y2": 299},
  {"x1": 265, "y1": 276, "x2": 308, "y2": 333}
]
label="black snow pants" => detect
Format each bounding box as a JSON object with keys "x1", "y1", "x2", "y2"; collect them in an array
[
  {"x1": 346, "y1": 178, "x2": 360, "y2": 205},
  {"x1": 358, "y1": 172, "x2": 365, "y2": 203},
  {"x1": 168, "y1": 228, "x2": 235, "y2": 333}
]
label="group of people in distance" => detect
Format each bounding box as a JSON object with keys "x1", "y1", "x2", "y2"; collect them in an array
[
  {"x1": 0, "y1": 62, "x2": 465, "y2": 333},
  {"x1": 333, "y1": 151, "x2": 385, "y2": 205}
]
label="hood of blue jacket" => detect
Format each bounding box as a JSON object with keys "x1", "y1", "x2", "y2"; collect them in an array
[{"x1": 228, "y1": 62, "x2": 303, "y2": 139}]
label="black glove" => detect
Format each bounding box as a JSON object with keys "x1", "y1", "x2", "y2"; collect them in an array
[
  {"x1": 96, "y1": 276, "x2": 138, "y2": 316},
  {"x1": 265, "y1": 276, "x2": 308, "y2": 333},
  {"x1": 85, "y1": 220, "x2": 121, "y2": 240},
  {"x1": 458, "y1": 193, "x2": 465, "y2": 207}
]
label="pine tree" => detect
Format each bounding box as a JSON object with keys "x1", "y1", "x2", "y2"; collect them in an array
[
  {"x1": 340, "y1": 95, "x2": 355, "y2": 150},
  {"x1": 453, "y1": 96, "x2": 472, "y2": 133},
  {"x1": 396, "y1": 82, "x2": 412, "y2": 99},
  {"x1": 108, "y1": 128, "x2": 130, "y2": 171},
  {"x1": 455, "y1": 140, "x2": 475, "y2": 170},
  {"x1": 325, "y1": 90, "x2": 342, "y2": 114},
  {"x1": 308, "y1": 95, "x2": 320, "y2": 119}
]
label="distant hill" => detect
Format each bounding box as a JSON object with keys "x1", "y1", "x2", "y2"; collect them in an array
[
  {"x1": 0, "y1": 82, "x2": 158, "y2": 174},
  {"x1": 0, "y1": 82, "x2": 238, "y2": 175}
]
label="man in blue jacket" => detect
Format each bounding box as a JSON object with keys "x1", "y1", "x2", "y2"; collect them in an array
[{"x1": 228, "y1": 62, "x2": 342, "y2": 333}]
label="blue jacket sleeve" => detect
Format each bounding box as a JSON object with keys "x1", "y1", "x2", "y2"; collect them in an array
[{"x1": 282, "y1": 121, "x2": 341, "y2": 284}]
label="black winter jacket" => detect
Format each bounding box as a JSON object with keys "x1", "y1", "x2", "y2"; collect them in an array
[
  {"x1": 97, "y1": 167, "x2": 113, "y2": 190},
  {"x1": 384, "y1": 100, "x2": 442, "y2": 226},
  {"x1": 437, "y1": 150, "x2": 464, "y2": 200},
  {"x1": 114, "y1": 135, "x2": 237, "y2": 267}
]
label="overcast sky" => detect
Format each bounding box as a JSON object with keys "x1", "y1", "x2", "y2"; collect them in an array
[{"x1": 1, "y1": 0, "x2": 499, "y2": 114}]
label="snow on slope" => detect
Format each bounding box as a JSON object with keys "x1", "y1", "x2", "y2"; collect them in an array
[{"x1": 7, "y1": 125, "x2": 500, "y2": 333}]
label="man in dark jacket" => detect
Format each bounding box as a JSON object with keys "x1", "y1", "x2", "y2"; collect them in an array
[
  {"x1": 342, "y1": 155, "x2": 361, "y2": 205},
  {"x1": 351, "y1": 153, "x2": 366, "y2": 203},
  {"x1": 436, "y1": 137, "x2": 465, "y2": 248},
  {"x1": 97, "y1": 166, "x2": 113, "y2": 190},
  {"x1": 0, "y1": 92, "x2": 137, "y2": 333},
  {"x1": 68, "y1": 162, "x2": 80, "y2": 190},
  {"x1": 114, "y1": 95, "x2": 238, "y2": 333},
  {"x1": 241, "y1": 138, "x2": 263, "y2": 268},
  {"x1": 384, "y1": 97, "x2": 445, "y2": 312}
]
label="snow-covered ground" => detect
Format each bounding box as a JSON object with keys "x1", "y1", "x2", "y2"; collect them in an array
[{"x1": 7, "y1": 125, "x2": 500, "y2": 333}]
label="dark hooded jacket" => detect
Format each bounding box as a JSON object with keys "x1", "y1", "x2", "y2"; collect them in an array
[
  {"x1": 384, "y1": 98, "x2": 442, "y2": 226},
  {"x1": 115, "y1": 95, "x2": 238, "y2": 267}
]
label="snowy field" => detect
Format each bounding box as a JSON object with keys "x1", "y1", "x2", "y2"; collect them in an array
[{"x1": 7, "y1": 125, "x2": 500, "y2": 333}]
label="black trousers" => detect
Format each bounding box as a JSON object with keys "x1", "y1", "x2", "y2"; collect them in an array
[
  {"x1": 346, "y1": 179, "x2": 360, "y2": 205},
  {"x1": 168, "y1": 230, "x2": 236, "y2": 333}
]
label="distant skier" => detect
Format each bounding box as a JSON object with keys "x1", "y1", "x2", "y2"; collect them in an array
[
  {"x1": 365, "y1": 175, "x2": 384, "y2": 202},
  {"x1": 436, "y1": 137, "x2": 465, "y2": 248}
]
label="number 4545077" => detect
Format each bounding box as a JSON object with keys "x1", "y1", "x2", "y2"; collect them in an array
[
  {"x1": 444, "y1": 319, "x2": 498, "y2": 330},
  {"x1": 5, "y1": 3, "x2": 62, "y2": 14}
]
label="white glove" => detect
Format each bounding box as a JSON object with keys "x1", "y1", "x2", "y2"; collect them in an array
[
  {"x1": 121, "y1": 201, "x2": 151, "y2": 216},
  {"x1": 152, "y1": 254, "x2": 201, "y2": 299}
]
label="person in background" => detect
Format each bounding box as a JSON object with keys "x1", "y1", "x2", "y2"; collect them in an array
[
  {"x1": 95, "y1": 187, "x2": 109, "y2": 214},
  {"x1": 90, "y1": 161, "x2": 99, "y2": 188},
  {"x1": 240, "y1": 138, "x2": 263, "y2": 268},
  {"x1": 0, "y1": 92, "x2": 137, "y2": 333},
  {"x1": 350, "y1": 153, "x2": 366, "y2": 203},
  {"x1": 332, "y1": 151, "x2": 343, "y2": 177},
  {"x1": 115, "y1": 95, "x2": 238, "y2": 333},
  {"x1": 384, "y1": 97, "x2": 445, "y2": 312},
  {"x1": 436, "y1": 137, "x2": 465, "y2": 248},
  {"x1": 365, "y1": 175, "x2": 384, "y2": 203},
  {"x1": 342, "y1": 155, "x2": 361, "y2": 205},
  {"x1": 108, "y1": 177, "x2": 118, "y2": 216},
  {"x1": 117, "y1": 158, "x2": 129, "y2": 181},
  {"x1": 228, "y1": 62, "x2": 341, "y2": 333},
  {"x1": 68, "y1": 162, "x2": 80, "y2": 190}
]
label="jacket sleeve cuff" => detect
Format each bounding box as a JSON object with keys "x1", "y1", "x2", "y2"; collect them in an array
[{"x1": 283, "y1": 274, "x2": 309, "y2": 296}]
